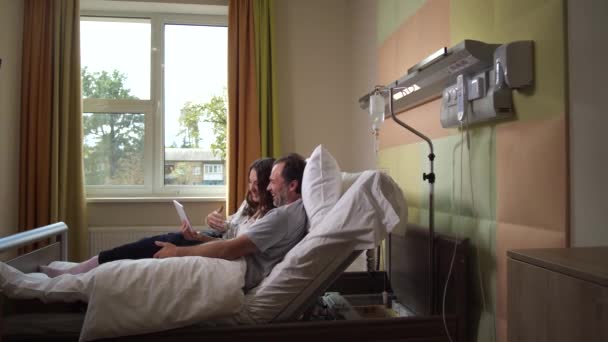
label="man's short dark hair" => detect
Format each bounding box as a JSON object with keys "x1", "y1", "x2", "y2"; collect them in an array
[{"x1": 274, "y1": 153, "x2": 306, "y2": 194}]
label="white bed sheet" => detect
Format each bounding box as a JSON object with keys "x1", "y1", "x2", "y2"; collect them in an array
[{"x1": 0, "y1": 256, "x2": 246, "y2": 341}]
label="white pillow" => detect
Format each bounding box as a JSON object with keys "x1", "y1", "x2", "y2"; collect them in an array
[
  {"x1": 238, "y1": 171, "x2": 407, "y2": 324},
  {"x1": 302, "y1": 145, "x2": 342, "y2": 230}
]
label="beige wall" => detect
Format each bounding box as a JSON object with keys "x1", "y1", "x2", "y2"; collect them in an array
[
  {"x1": 348, "y1": 0, "x2": 379, "y2": 171},
  {"x1": 0, "y1": 0, "x2": 23, "y2": 238},
  {"x1": 88, "y1": 200, "x2": 223, "y2": 230},
  {"x1": 568, "y1": 0, "x2": 608, "y2": 247},
  {"x1": 275, "y1": 0, "x2": 377, "y2": 171}
]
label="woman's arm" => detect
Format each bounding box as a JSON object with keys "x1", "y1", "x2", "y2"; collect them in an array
[{"x1": 180, "y1": 222, "x2": 218, "y2": 242}]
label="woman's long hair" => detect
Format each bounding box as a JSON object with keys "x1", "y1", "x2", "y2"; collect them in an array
[{"x1": 243, "y1": 158, "x2": 275, "y2": 217}]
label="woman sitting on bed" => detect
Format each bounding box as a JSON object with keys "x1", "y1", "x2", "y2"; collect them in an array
[{"x1": 41, "y1": 157, "x2": 276, "y2": 277}]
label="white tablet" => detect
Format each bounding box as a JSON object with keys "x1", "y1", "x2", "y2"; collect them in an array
[{"x1": 173, "y1": 200, "x2": 194, "y2": 232}]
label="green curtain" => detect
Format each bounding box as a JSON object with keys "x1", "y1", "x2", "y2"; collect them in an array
[
  {"x1": 51, "y1": 0, "x2": 87, "y2": 261},
  {"x1": 253, "y1": 0, "x2": 281, "y2": 158}
]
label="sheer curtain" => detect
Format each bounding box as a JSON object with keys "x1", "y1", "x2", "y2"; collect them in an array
[{"x1": 19, "y1": 0, "x2": 87, "y2": 261}]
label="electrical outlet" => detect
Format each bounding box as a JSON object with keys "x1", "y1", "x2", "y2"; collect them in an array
[{"x1": 440, "y1": 68, "x2": 512, "y2": 128}]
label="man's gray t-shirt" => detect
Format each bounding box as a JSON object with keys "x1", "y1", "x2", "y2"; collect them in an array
[{"x1": 241, "y1": 199, "x2": 307, "y2": 290}]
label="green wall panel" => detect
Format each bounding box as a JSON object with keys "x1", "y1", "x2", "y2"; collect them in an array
[
  {"x1": 378, "y1": 144, "x2": 424, "y2": 223},
  {"x1": 450, "y1": 0, "x2": 566, "y2": 121},
  {"x1": 377, "y1": 0, "x2": 426, "y2": 45},
  {"x1": 405, "y1": 127, "x2": 496, "y2": 225},
  {"x1": 379, "y1": 131, "x2": 497, "y2": 342},
  {"x1": 375, "y1": 1, "x2": 566, "y2": 340}
]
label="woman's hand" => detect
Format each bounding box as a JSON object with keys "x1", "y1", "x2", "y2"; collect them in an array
[
  {"x1": 180, "y1": 222, "x2": 200, "y2": 241},
  {"x1": 206, "y1": 210, "x2": 227, "y2": 232}
]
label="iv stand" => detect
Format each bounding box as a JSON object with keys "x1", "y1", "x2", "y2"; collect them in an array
[{"x1": 388, "y1": 88, "x2": 437, "y2": 315}]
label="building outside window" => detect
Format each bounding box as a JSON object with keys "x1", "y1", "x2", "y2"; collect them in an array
[
  {"x1": 80, "y1": 5, "x2": 227, "y2": 198},
  {"x1": 164, "y1": 148, "x2": 224, "y2": 185}
]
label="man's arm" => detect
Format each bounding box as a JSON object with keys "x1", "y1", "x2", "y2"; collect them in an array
[{"x1": 154, "y1": 235, "x2": 258, "y2": 260}]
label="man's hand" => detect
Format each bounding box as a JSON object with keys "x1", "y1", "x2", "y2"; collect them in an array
[
  {"x1": 180, "y1": 222, "x2": 199, "y2": 241},
  {"x1": 153, "y1": 241, "x2": 178, "y2": 258}
]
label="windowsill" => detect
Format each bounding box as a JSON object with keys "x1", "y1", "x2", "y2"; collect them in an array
[{"x1": 87, "y1": 197, "x2": 225, "y2": 203}]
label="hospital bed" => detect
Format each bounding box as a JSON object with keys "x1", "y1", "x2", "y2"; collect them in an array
[{"x1": 1, "y1": 173, "x2": 470, "y2": 341}]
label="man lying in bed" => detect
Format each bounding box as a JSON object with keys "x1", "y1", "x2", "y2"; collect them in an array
[
  {"x1": 0, "y1": 153, "x2": 308, "y2": 293},
  {"x1": 153, "y1": 153, "x2": 308, "y2": 290}
]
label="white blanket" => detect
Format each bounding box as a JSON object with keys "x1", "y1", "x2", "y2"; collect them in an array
[{"x1": 0, "y1": 257, "x2": 246, "y2": 341}]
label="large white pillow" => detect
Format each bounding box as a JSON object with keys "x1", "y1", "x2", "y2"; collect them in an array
[
  {"x1": 302, "y1": 145, "x2": 342, "y2": 230},
  {"x1": 238, "y1": 171, "x2": 407, "y2": 324}
]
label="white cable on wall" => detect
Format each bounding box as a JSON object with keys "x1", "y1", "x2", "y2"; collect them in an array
[
  {"x1": 463, "y1": 114, "x2": 497, "y2": 342},
  {"x1": 467, "y1": 123, "x2": 497, "y2": 342},
  {"x1": 443, "y1": 117, "x2": 497, "y2": 342},
  {"x1": 442, "y1": 123, "x2": 468, "y2": 342}
]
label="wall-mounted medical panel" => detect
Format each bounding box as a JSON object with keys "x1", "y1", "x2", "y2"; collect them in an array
[
  {"x1": 360, "y1": 40, "x2": 534, "y2": 129},
  {"x1": 440, "y1": 41, "x2": 534, "y2": 128},
  {"x1": 360, "y1": 40, "x2": 499, "y2": 115}
]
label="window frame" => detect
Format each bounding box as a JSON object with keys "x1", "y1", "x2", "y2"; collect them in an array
[{"x1": 81, "y1": 10, "x2": 228, "y2": 199}]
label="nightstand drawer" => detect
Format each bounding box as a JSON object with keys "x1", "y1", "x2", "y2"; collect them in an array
[{"x1": 508, "y1": 247, "x2": 608, "y2": 342}]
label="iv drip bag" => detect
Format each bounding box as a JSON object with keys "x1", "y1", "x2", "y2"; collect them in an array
[{"x1": 369, "y1": 92, "x2": 385, "y2": 131}]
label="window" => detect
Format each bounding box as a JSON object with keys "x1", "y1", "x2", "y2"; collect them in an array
[
  {"x1": 203, "y1": 164, "x2": 224, "y2": 185},
  {"x1": 205, "y1": 164, "x2": 224, "y2": 176},
  {"x1": 81, "y1": 9, "x2": 227, "y2": 198}
]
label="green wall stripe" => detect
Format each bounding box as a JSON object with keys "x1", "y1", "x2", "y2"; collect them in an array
[
  {"x1": 377, "y1": 1, "x2": 566, "y2": 341},
  {"x1": 377, "y1": 0, "x2": 426, "y2": 45},
  {"x1": 378, "y1": 128, "x2": 497, "y2": 341},
  {"x1": 450, "y1": 0, "x2": 566, "y2": 121}
]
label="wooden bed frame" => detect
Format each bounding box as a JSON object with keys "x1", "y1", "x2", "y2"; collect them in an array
[{"x1": 1, "y1": 222, "x2": 469, "y2": 342}]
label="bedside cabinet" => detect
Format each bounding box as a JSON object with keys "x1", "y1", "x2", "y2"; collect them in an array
[{"x1": 507, "y1": 247, "x2": 608, "y2": 342}]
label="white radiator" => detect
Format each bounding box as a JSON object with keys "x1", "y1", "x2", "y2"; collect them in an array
[{"x1": 88, "y1": 226, "x2": 174, "y2": 257}]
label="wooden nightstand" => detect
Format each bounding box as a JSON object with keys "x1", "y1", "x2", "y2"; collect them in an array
[{"x1": 507, "y1": 247, "x2": 608, "y2": 342}]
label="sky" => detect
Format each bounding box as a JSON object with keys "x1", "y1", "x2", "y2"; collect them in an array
[{"x1": 80, "y1": 18, "x2": 227, "y2": 149}]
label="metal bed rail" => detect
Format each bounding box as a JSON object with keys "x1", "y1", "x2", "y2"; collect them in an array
[{"x1": 0, "y1": 222, "x2": 68, "y2": 261}]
